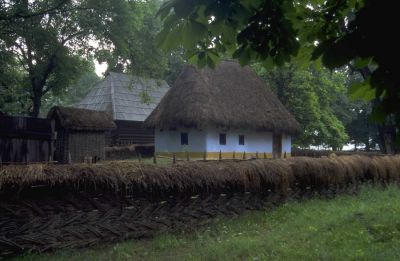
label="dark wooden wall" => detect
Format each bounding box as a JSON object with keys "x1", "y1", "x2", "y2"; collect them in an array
[
  {"x1": 67, "y1": 131, "x2": 105, "y2": 163},
  {"x1": 108, "y1": 120, "x2": 154, "y2": 146},
  {"x1": 0, "y1": 115, "x2": 54, "y2": 163}
]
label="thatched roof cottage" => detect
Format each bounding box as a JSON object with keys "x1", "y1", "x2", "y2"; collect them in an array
[
  {"x1": 48, "y1": 106, "x2": 116, "y2": 163},
  {"x1": 145, "y1": 60, "x2": 301, "y2": 160},
  {"x1": 76, "y1": 72, "x2": 169, "y2": 145}
]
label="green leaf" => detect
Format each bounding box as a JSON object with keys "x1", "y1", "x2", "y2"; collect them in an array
[
  {"x1": 353, "y1": 57, "x2": 372, "y2": 69},
  {"x1": 155, "y1": 28, "x2": 169, "y2": 47},
  {"x1": 206, "y1": 51, "x2": 220, "y2": 68},
  {"x1": 197, "y1": 52, "x2": 207, "y2": 68},
  {"x1": 174, "y1": 0, "x2": 195, "y2": 18},
  {"x1": 160, "y1": 26, "x2": 183, "y2": 50},
  {"x1": 182, "y1": 20, "x2": 207, "y2": 49},
  {"x1": 156, "y1": 0, "x2": 175, "y2": 20},
  {"x1": 348, "y1": 79, "x2": 376, "y2": 102},
  {"x1": 262, "y1": 57, "x2": 274, "y2": 70}
]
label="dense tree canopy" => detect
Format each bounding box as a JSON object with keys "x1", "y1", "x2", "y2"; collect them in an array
[
  {"x1": 254, "y1": 64, "x2": 349, "y2": 149},
  {"x1": 157, "y1": 0, "x2": 399, "y2": 151},
  {"x1": 0, "y1": 0, "x2": 183, "y2": 117}
]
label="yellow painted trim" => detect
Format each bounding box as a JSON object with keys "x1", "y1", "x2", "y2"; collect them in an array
[{"x1": 156, "y1": 152, "x2": 291, "y2": 160}]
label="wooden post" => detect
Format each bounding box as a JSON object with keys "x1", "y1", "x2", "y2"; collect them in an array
[
  {"x1": 264, "y1": 152, "x2": 267, "y2": 159},
  {"x1": 203, "y1": 151, "x2": 207, "y2": 161},
  {"x1": 284, "y1": 152, "x2": 287, "y2": 158},
  {"x1": 153, "y1": 154, "x2": 157, "y2": 164},
  {"x1": 256, "y1": 151, "x2": 258, "y2": 159},
  {"x1": 233, "y1": 151, "x2": 236, "y2": 160},
  {"x1": 138, "y1": 153, "x2": 142, "y2": 163},
  {"x1": 0, "y1": 155, "x2": 2, "y2": 167},
  {"x1": 50, "y1": 120, "x2": 55, "y2": 164},
  {"x1": 243, "y1": 151, "x2": 246, "y2": 160},
  {"x1": 68, "y1": 152, "x2": 72, "y2": 164},
  {"x1": 172, "y1": 152, "x2": 176, "y2": 164},
  {"x1": 219, "y1": 150, "x2": 222, "y2": 161},
  {"x1": 186, "y1": 151, "x2": 190, "y2": 161}
]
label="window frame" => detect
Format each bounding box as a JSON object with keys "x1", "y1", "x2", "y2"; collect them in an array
[
  {"x1": 219, "y1": 133, "x2": 227, "y2": 145},
  {"x1": 180, "y1": 132, "x2": 188, "y2": 145},
  {"x1": 238, "y1": 135, "x2": 245, "y2": 145}
]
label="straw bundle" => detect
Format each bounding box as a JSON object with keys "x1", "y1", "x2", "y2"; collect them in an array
[{"x1": 1, "y1": 155, "x2": 399, "y2": 199}]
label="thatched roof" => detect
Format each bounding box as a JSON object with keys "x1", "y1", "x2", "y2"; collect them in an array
[
  {"x1": 75, "y1": 72, "x2": 169, "y2": 122},
  {"x1": 145, "y1": 60, "x2": 301, "y2": 134},
  {"x1": 47, "y1": 106, "x2": 116, "y2": 131}
]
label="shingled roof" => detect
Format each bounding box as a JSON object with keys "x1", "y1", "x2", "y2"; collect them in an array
[
  {"x1": 47, "y1": 106, "x2": 116, "y2": 131},
  {"x1": 75, "y1": 72, "x2": 170, "y2": 121},
  {"x1": 145, "y1": 60, "x2": 301, "y2": 135}
]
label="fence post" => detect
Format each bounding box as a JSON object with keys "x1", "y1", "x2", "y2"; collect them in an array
[
  {"x1": 256, "y1": 151, "x2": 258, "y2": 159},
  {"x1": 233, "y1": 151, "x2": 236, "y2": 160},
  {"x1": 219, "y1": 150, "x2": 222, "y2": 161},
  {"x1": 203, "y1": 151, "x2": 207, "y2": 161},
  {"x1": 68, "y1": 152, "x2": 72, "y2": 164},
  {"x1": 186, "y1": 151, "x2": 190, "y2": 161},
  {"x1": 284, "y1": 152, "x2": 287, "y2": 158},
  {"x1": 264, "y1": 152, "x2": 267, "y2": 159},
  {"x1": 138, "y1": 153, "x2": 142, "y2": 163},
  {"x1": 172, "y1": 152, "x2": 176, "y2": 164},
  {"x1": 243, "y1": 151, "x2": 246, "y2": 160},
  {"x1": 153, "y1": 154, "x2": 157, "y2": 164}
]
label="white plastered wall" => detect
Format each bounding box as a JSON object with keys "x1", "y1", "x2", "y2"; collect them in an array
[
  {"x1": 155, "y1": 128, "x2": 206, "y2": 153},
  {"x1": 155, "y1": 127, "x2": 292, "y2": 154},
  {"x1": 282, "y1": 134, "x2": 292, "y2": 154},
  {"x1": 205, "y1": 128, "x2": 273, "y2": 153}
]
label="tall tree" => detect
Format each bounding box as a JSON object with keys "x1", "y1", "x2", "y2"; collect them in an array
[{"x1": 0, "y1": 0, "x2": 178, "y2": 117}]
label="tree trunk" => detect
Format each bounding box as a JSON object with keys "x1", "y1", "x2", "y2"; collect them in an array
[
  {"x1": 378, "y1": 125, "x2": 397, "y2": 154},
  {"x1": 365, "y1": 140, "x2": 371, "y2": 152},
  {"x1": 30, "y1": 90, "x2": 42, "y2": 118}
]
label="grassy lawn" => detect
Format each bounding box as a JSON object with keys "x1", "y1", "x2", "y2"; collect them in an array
[{"x1": 15, "y1": 185, "x2": 400, "y2": 261}]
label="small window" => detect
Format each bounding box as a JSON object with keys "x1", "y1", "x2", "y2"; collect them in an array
[
  {"x1": 239, "y1": 135, "x2": 245, "y2": 145},
  {"x1": 181, "y1": 133, "x2": 188, "y2": 145},
  {"x1": 219, "y1": 133, "x2": 226, "y2": 145}
]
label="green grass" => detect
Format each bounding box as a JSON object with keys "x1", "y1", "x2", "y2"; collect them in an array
[{"x1": 14, "y1": 185, "x2": 400, "y2": 261}]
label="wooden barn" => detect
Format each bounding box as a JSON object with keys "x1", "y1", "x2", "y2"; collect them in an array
[
  {"x1": 75, "y1": 72, "x2": 169, "y2": 146},
  {"x1": 0, "y1": 114, "x2": 54, "y2": 164},
  {"x1": 47, "y1": 106, "x2": 116, "y2": 164},
  {"x1": 145, "y1": 60, "x2": 301, "y2": 160}
]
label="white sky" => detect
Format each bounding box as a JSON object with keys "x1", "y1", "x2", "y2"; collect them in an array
[{"x1": 94, "y1": 60, "x2": 108, "y2": 77}]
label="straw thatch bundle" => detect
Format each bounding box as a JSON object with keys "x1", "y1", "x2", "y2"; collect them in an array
[
  {"x1": 1, "y1": 155, "x2": 399, "y2": 199},
  {"x1": 47, "y1": 106, "x2": 116, "y2": 131},
  {"x1": 145, "y1": 60, "x2": 301, "y2": 134}
]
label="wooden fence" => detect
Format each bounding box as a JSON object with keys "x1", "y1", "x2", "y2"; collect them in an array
[
  {"x1": 291, "y1": 148, "x2": 384, "y2": 158},
  {"x1": 0, "y1": 115, "x2": 54, "y2": 164}
]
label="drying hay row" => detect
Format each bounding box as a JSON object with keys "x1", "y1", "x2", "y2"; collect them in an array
[{"x1": 1, "y1": 155, "x2": 399, "y2": 199}]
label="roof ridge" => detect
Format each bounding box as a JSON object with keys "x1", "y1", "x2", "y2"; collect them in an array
[{"x1": 110, "y1": 74, "x2": 117, "y2": 119}]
